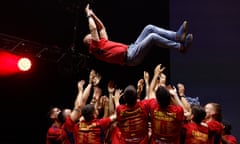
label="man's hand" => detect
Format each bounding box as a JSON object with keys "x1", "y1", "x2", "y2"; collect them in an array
[
  {"x1": 107, "y1": 80, "x2": 115, "y2": 94},
  {"x1": 78, "y1": 80, "x2": 85, "y2": 91},
  {"x1": 85, "y1": 4, "x2": 91, "y2": 16},
  {"x1": 154, "y1": 64, "x2": 165, "y2": 76},
  {"x1": 85, "y1": 4, "x2": 94, "y2": 17}
]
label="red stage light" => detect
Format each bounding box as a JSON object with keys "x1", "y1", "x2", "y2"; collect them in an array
[
  {"x1": 17, "y1": 57, "x2": 32, "y2": 71},
  {"x1": 0, "y1": 50, "x2": 32, "y2": 76}
]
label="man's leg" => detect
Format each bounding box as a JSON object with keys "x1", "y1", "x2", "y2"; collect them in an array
[{"x1": 134, "y1": 22, "x2": 187, "y2": 44}]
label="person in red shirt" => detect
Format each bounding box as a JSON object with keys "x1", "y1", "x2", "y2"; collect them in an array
[
  {"x1": 46, "y1": 78, "x2": 90, "y2": 144},
  {"x1": 222, "y1": 121, "x2": 238, "y2": 144},
  {"x1": 77, "y1": 87, "x2": 121, "y2": 144},
  {"x1": 46, "y1": 107, "x2": 70, "y2": 144},
  {"x1": 46, "y1": 70, "x2": 101, "y2": 144},
  {"x1": 77, "y1": 103, "x2": 117, "y2": 144},
  {"x1": 83, "y1": 4, "x2": 193, "y2": 66},
  {"x1": 112, "y1": 85, "x2": 150, "y2": 144},
  {"x1": 148, "y1": 86, "x2": 185, "y2": 144},
  {"x1": 204, "y1": 102, "x2": 224, "y2": 144},
  {"x1": 181, "y1": 104, "x2": 209, "y2": 144}
]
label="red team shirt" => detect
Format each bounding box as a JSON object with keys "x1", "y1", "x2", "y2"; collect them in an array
[
  {"x1": 223, "y1": 135, "x2": 237, "y2": 144},
  {"x1": 78, "y1": 117, "x2": 111, "y2": 144},
  {"x1": 181, "y1": 121, "x2": 209, "y2": 144},
  {"x1": 114, "y1": 100, "x2": 149, "y2": 144},
  {"x1": 148, "y1": 98, "x2": 184, "y2": 144},
  {"x1": 46, "y1": 125, "x2": 70, "y2": 144},
  {"x1": 64, "y1": 116, "x2": 80, "y2": 144},
  {"x1": 64, "y1": 116, "x2": 112, "y2": 144},
  {"x1": 89, "y1": 38, "x2": 128, "y2": 65},
  {"x1": 205, "y1": 120, "x2": 224, "y2": 144}
]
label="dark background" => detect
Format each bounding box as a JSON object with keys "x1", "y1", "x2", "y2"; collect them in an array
[
  {"x1": 0, "y1": 0, "x2": 170, "y2": 143},
  {"x1": 170, "y1": 0, "x2": 240, "y2": 141},
  {"x1": 0, "y1": 0, "x2": 239, "y2": 143}
]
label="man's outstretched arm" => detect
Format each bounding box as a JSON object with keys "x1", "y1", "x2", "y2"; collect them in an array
[
  {"x1": 86, "y1": 4, "x2": 108, "y2": 40},
  {"x1": 85, "y1": 4, "x2": 100, "y2": 41}
]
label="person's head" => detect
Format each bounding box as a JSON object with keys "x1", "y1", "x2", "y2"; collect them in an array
[
  {"x1": 48, "y1": 107, "x2": 61, "y2": 122},
  {"x1": 204, "y1": 102, "x2": 222, "y2": 122},
  {"x1": 222, "y1": 121, "x2": 232, "y2": 135},
  {"x1": 83, "y1": 34, "x2": 92, "y2": 46},
  {"x1": 82, "y1": 104, "x2": 96, "y2": 122},
  {"x1": 123, "y1": 85, "x2": 137, "y2": 107},
  {"x1": 190, "y1": 104, "x2": 206, "y2": 124},
  {"x1": 58, "y1": 108, "x2": 72, "y2": 123},
  {"x1": 156, "y1": 86, "x2": 171, "y2": 109}
]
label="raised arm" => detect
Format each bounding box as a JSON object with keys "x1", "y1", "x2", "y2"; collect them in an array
[
  {"x1": 85, "y1": 4, "x2": 100, "y2": 41},
  {"x1": 90, "y1": 10, "x2": 108, "y2": 39},
  {"x1": 70, "y1": 80, "x2": 92, "y2": 122},
  {"x1": 107, "y1": 80, "x2": 116, "y2": 115},
  {"x1": 149, "y1": 64, "x2": 165, "y2": 99},
  {"x1": 70, "y1": 70, "x2": 100, "y2": 122},
  {"x1": 143, "y1": 71, "x2": 150, "y2": 99},
  {"x1": 177, "y1": 83, "x2": 191, "y2": 113},
  {"x1": 74, "y1": 80, "x2": 85, "y2": 107},
  {"x1": 89, "y1": 70, "x2": 102, "y2": 117},
  {"x1": 137, "y1": 78, "x2": 144, "y2": 100},
  {"x1": 167, "y1": 85, "x2": 190, "y2": 117},
  {"x1": 85, "y1": 4, "x2": 108, "y2": 40}
]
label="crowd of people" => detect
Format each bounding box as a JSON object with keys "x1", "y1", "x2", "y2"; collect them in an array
[
  {"x1": 45, "y1": 3, "x2": 237, "y2": 144},
  {"x1": 45, "y1": 64, "x2": 238, "y2": 144}
]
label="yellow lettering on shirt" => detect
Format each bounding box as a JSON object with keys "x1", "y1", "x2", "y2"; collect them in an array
[
  {"x1": 154, "y1": 111, "x2": 176, "y2": 121},
  {"x1": 192, "y1": 130, "x2": 208, "y2": 142}
]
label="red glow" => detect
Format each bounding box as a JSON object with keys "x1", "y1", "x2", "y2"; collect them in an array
[{"x1": 0, "y1": 50, "x2": 31, "y2": 76}]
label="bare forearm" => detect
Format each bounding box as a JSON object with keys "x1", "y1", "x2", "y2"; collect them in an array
[
  {"x1": 74, "y1": 83, "x2": 92, "y2": 111},
  {"x1": 91, "y1": 13, "x2": 105, "y2": 30},
  {"x1": 109, "y1": 94, "x2": 115, "y2": 115}
]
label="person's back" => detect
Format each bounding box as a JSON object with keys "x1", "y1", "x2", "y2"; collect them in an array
[
  {"x1": 149, "y1": 86, "x2": 184, "y2": 144},
  {"x1": 115, "y1": 85, "x2": 149, "y2": 144},
  {"x1": 222, "y1": 121, "x2": 238, "y2": 144},
  {"x1": 181, "y1": 105, "x2": 209, "y2": 144},
  {"x1": 77, "y1": 104, "x2": 113, "y2": 144}
]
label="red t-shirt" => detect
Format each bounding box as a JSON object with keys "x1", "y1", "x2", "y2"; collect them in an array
[
  {"x1": 115, "y1": 100, "x2": 149, "y2": 144},
  {"x1": 64, "y1": 116, "x2": 79, "y2": 144},
  {"x1": 182, "y1": 121, "x2": 209, "y2": 144},
  {"x1": 148, "y1": 98, "x2": 184, "y2": 144},
  {"x1": 89, "y1": 38, "x2": 128, "y2": 65},
  {"x1": 46, "y1": 126, "x2": 68, "y2": 144},
  {"x1": 205, "y1": 120, "x2": 224, "y2": 144},
  {"x1": 77, "y1": 117, "x2": 111, "y2": 144},
  {"x1": 223, "y1": 135, "x2": 238, "y2": 144}
]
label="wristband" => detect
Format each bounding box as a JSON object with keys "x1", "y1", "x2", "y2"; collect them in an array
[{"x1": 87, "y1": 15, "x2": 92, "y2": 18}]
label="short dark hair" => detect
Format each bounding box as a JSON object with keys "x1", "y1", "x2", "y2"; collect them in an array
[
  {"x1": 191, "y1": 104, "x2": 206, "y2": 124},
  {"x1": 222, "y1": 121, "x2": 232, "y2": 135},
  {"x1": 58, "y1": 111, "x2": 65, "y2": 123},
  {"x1": 123, "y1": 85, "x2": 137, "y2": 106},
  {"x1": 82, "y1": 104, "x2": 95, "y2": 121},
  {"x1": 156, "y1": 86, "x2": 171, "y2": 109}
]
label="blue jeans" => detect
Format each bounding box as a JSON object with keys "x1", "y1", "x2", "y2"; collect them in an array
[{"x1": 125, "y1": 24, "x2": 181, "y2": 66}]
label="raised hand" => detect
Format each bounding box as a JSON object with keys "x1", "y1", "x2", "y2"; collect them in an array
[
  {"x1": 154, "y1": 64, "x2": 165, "y2": 76},
  {"x1": 107, "y1": 80, "x2": 115, "y2": 94},
  {"x1": 77, "y1": 80, "x2": 85, "y2": 91},
  {"x1": 89, "y1": 69, "x2": 97, "y2": 84}
]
